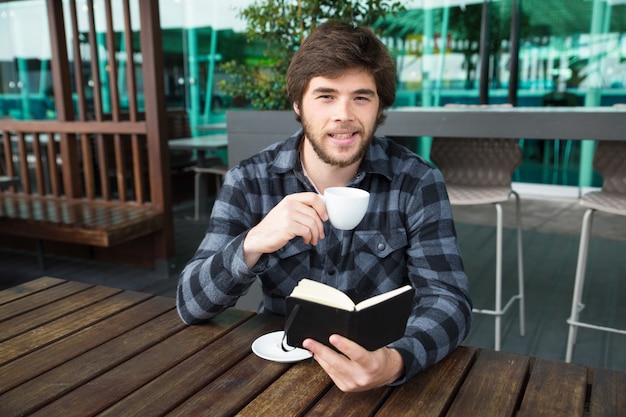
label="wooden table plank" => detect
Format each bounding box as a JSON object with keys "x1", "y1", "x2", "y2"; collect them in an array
[
  {"x1": 0, "y1": 280, "x2": 93, "y2": 326},
  {"x1": 235, "y1": 360, "x2": 332, "y2": 417},
  {"x1": 0, "y1": 310, "x2": 185, "y2": 417},
  {"x1": 0, "y1": 287, "x2": 146, "y2": 365},
  {"x1": 27, "y1": 308, "x2": 252, "y2": 417},
  {"x1": 517, "y1": 358, "x2": 588, "y2": 417},
  {"x1": 376, "y1": 345, "x2": 476, "y2": 417},
  {"x1": 0, "y1": 276, "x2": 66, "y2": 305},
  {"x1": 307, "y1": 385, "x2": 391, "y2": 417},
  {"x1": 447, "y1": 349, "x2": 529, "y2": 417},
  {"x1": 99, "y1": 311, "x2": 272, "y2": 417},
  {"x1": 589, "y1": 368, "x2": 626, "y2": 417},
  {"x1": 0, "y1": 296, "x2": 174, "y2": 392},
  {"x1": 163, "y1": 354, "x2": 288, "y2": 417}
]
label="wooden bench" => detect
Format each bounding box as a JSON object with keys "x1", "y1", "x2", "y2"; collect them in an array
[
  {"x1": 0, "y1": 194, "x2": 163, "y2": 268},
  {"x1": 0, "y1": 194, "x2": 162, "y2": 246},
  {"x1": 0, "y1": 120, "x2": 171, "y2": 271}
]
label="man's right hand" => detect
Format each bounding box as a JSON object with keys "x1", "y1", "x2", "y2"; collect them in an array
[{"x1": 242, "y1": 192, "x2": 328, "y2": 268}]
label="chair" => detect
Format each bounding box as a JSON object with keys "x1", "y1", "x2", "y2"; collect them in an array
[
  {"x1": 193, "y1": 163, "x2": 228, "y2": 220},
  {"x1": 565, "y1": 138, "x2": 626, "y2": 362},
  {"x1": 430, "y1": 104, "x2": 525, "y2": 351}
]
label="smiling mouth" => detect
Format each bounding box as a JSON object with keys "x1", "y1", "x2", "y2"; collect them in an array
[
  {"x1": 328, "y1": 132, "x2": 358, "y2": 147},
  {"x1": 329, "y1": 132, "x2": 357, "y2": 139}
]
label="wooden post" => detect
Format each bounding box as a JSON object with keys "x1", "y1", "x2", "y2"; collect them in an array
[
  {"x1": 46, "y1": 0, "x2": 82, "y2": 198},
  {"x1": 139, "y1": 0, "x2": 175, "y2": 267}
]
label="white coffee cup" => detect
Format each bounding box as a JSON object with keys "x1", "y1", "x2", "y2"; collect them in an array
[{"x1": 322, "y1": 187, "x2": 370, "y2": 230}]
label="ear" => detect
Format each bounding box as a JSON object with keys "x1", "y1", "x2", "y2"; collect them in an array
[{"x1": 293, "y1": 101, "x2": 301, "y2": 116}]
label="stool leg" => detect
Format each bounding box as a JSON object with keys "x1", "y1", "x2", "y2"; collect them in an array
[
  {"x1": 470, "y1": 198, "x2": 524, "y2": 351},
  {"x1": 494, "y1": 202, "x2": 503, "y2": 351},
  {"x1": 513, "y1": 191, "x2": 525, "y2": 337},
  {"x1": 565, "y1": 208, "x2": 595, "y2": 362}
]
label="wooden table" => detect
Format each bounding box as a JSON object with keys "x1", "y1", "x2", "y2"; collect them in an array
[
  {"x1": 168, "y1": 134, "x2": 228, "y2": 154},
  {"x1": 169, "y1": 134, "x2": 228, "y2": 218},
  {"x1": 1, "y1": 277, "x2": 624, "y2": 417},
  {"x1": 195, "y1": 122, "x2": 227, "y2": 133}
]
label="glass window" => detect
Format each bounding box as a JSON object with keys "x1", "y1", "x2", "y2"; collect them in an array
[
  {"x1": 2, "y1": 0, "x2": 623, "y2": 187},
  {"x1": 0, "y1": 1, "x2": 52, "y2": 120}
]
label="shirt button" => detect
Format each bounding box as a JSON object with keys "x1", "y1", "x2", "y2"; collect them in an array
[
  {"x1": 377, "y1": 243, "x2": 386, "y2": 251},
  {"x1": 328, "y1": 269, "x2": 336, "y2": 276}
]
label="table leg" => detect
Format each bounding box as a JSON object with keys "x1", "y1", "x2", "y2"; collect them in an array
[{"x1": 195, "y1": 151, "x2": 210, "y2": 220}]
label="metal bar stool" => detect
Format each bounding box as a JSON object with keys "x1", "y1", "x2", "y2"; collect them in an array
[
  {"x1": 430, "y1": 105, "x2": 525, "y2": 351},
  {"x1": 565, "y1": 138, "x2": 626, "y2": 362}
]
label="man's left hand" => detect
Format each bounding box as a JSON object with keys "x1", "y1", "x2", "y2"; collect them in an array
[{"x1": 302, "y1": 335, "x2": 404, "y2": 392}]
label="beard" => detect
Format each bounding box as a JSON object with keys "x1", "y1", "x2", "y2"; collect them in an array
[{"x1": 300, "y1": 114, "x2": 373, "y2": 169}]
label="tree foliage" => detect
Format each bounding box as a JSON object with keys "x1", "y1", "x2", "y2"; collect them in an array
[{"x1": 219, "y1": 0, "x2": 404, "y2": 110}]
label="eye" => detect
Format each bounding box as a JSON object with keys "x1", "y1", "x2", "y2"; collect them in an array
[{"x1": 316, "y1": 94, "x2": 334, "y2": 101}]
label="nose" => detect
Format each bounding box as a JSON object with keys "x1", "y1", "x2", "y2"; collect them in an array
[{"x1": 333, "y1": 98, "x2": 355, "y2": 122}]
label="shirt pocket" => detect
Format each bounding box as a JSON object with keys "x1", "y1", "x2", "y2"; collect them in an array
[
  {"x1": 349, "y1": 228, "x2": 409, "y2": 287},
  {"x1": 353, "y1": 228, "x2": 408, "y2": 259}
]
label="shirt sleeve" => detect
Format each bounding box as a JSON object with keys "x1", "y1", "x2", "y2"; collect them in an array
[
  {"x1": 388, "y1": 167, "x2": 473, "y2": 384},
  {"x1": 176, "y1": 167, "x2": 262, "y2": 325}
]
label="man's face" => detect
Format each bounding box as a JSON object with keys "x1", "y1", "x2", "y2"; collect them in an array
[{"x1": 295, "y1": 68, "x2": 380, "y2": 168}]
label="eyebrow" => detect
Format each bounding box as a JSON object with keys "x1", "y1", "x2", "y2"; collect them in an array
[{"x1": 311, "y1": 87, "x2": 377, "y2": 97}]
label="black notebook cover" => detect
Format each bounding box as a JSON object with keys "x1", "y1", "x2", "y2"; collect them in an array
[{"x1": 284, "y1": 287, "x2": 415, "y2": 351}]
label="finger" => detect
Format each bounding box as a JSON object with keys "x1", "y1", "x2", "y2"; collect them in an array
[
  {"x1": 303, "y1": 338, "x2": 345, "y2": 366},
  {"x1": 304, "y1": 338, "x2": 367, "y2": 392},
  {"x1": 312, "y1": 194, "x2": 329, "y2": 222},
  {"x1": 328, "y1": 334, "x2": 366, "y2": 359},
  {"x1": 290, "y1": 203, "x2": 325, "y2": 244},
  {"x1": 303, "y1": 338, "x2": 350, "y2": 378},
  {"x1": 288, "y1": 192, "x2": 328, "y2": 222},
  {"x1": 251, "y1": 193, "x2": 326, "y2": 251},
  {"x1": 302, "y1": 337, "x2": 331, "y2": 357}
]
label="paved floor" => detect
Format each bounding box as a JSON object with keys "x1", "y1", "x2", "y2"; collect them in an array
[{"x1": 1, "y1": 193, "x2": 624, "y2": 373}]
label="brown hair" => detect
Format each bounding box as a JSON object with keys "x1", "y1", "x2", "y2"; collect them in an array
[{"x1": 286, "y1": 21, "x2": 396, "y2": 125}]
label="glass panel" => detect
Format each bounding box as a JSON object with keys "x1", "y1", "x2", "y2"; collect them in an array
[
  {"x1": 379, "y1": 0, "x2": 625, "y2": 109},
  {"x1": 158, "y1": 1, "x2": 249, "y2": 132},
  {"x1": 3, "y1": 0, "x2": 623, "y2": 188},
  {"x1": 0, "y1": 1, "x2": 53, "y2": 120},
  {"x1": 66, "y1": 0, "x2": 144, "y2": 118},
  {"x1": 376, "y1": 0, "x2": 624, "y2": 187}
]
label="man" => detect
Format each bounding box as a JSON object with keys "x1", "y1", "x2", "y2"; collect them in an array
[{"x1": 177, "y1": 21, "x2": 472, "y2": 392}]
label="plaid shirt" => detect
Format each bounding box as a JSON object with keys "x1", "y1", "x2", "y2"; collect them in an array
[{"x1": 177, "y1": 130, "x2": 472, "y2": 384}]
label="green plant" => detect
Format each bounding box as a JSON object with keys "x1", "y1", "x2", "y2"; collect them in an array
[{"x1": 219, "y1": 0, "x2": 404, "y2": 110}]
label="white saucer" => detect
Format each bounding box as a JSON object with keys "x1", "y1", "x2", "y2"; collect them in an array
[{"x1": 251, "y1": 331, "x2": 313, "y2": 363}]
